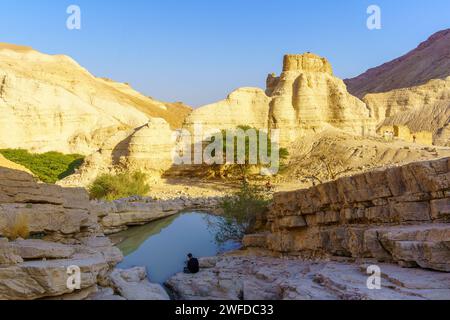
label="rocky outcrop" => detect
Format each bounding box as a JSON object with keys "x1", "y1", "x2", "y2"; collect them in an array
[
  {"x1": 0, "y1": 236, "x2": 123, "y2": 300},
  {"x1": 345, "y1": 29, "x2": 450, "y2": 98},
  {"x1": 0, "y1": 167, "x2": 97, "y2": 238},
  {"x1": 364, "y1": 77, "x2": 450, "y2": 146},
  {"x1": 268, "y1": 53, "x2": 375, "y2": 145},
  {"x1": 59, "y1": 118, "x2": 177, "y2": 187},
  {"x1": 0, "y1": 166, "x2": 128, "y2": 300},
  {"x1": 184, "y1": 87, "x2": 271, "y2": 134},
  {"x1": 92, "y1": 196, "x2": 223, "y2": 234},
  {"x1": 184, "y1": 53, "x2": 376, "y2": 148},
  {"x1": 0, "y1": 166, "x2": 184, "y2": 301},
  {"x1": 0, "y1": 43, "x2": 190, "y2": 155},
  {"x1": 166, "y1": 255, "x2": 450, "y2": 300},
  {"x1": 126, "y1": 118, "x2": 175, "y2": 173},
  {"x1": 245, "y1": 157, "x2": 450, "y2": 272},
  {"x1": 109, "y1": 267, "x2": 169, "y2": 300}
]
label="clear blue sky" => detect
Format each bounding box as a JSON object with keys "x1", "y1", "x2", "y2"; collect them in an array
[{"x1": 1, "y1": 0, "x2": 449, "y2": 107}]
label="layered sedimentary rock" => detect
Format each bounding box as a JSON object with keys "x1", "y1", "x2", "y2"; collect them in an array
[
  {"x1": 0, "y1": 166, "x2": 127, "y2": 299},
  {"x1": 92, "y1": 196, "x2": 222, "y2": 234},
  {"x1": 184, "y1": 87, "x2": 271, "y2": 133},
  {"x1": 126, "y1": 118, "x2": 175, "y2": 173},
  {"x1": 59, "y1": 118, "x2": 177, "y2": 187},
  {"x1": 185, "y1": 53, "x2": 375, "y2": 147},
  {"x1": 0, "y1": 167, "x2": 97, "y2": 237},
  {"x1": 167, "y1": 256, "x2": 450, "y2": 300},
  {"x1": 0, "y1": 166, "x2": 172, "y2": 300},
  {"x1": 109, "y1": 267, "x2": 169, "y2": 300},
  {"x1": 245, "y1": 157, "x2": 450, "y2": 272},
  {"x1": 0, "y1": 43, "x2": 191, "y2": 155},
  {"x1": 364, "y1": 78, "x2": 450, "y2": 146},
  {"x1": 268, "y1": 53, "x2": 375, "y2": 145},
  {"x1": 345, "y1": 29, "x2": 450, "y2": 98}
]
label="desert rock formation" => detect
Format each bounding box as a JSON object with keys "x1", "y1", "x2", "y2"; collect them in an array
[
  {"x1": 184, "y1": 87, "x2": 271, "y2": 133},
  {"x1": 167, "y1": 255, "x2": 450, "y2": 300},
  {"x1": 185, "y1": 53, "x2": 376, "y2": 147},
  {"x1": 59, "y1": 118, "x2": 177, "y2": 187},
  {"x1": 364, "y1": 77, "x2": 450, "y2": 146},
  {"x1": 0, "y1": 43, "x2": 191, "y2": 155},
  {"x1": 268, "y1": 53, "x2": 375, "y2": 145},
  {"x1": 0, "y1": 166, "x2": 166, "y2": 300},
  {"x1": 92, "y1": 195, "x2": 222, "y2": 234},
  {"x1": 245, "y1": 157, "x2": 450, "y2": 272},
  {"x1": 168, "y1": 158, "x2": 450, "y2": 300},
  {"x1": 345, "y1": 29, "x2": 450, "y2": 98}
]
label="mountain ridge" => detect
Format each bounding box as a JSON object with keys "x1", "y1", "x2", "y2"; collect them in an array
[{"x1": 345, "y1": 28, "x2": 450, "y2": 98}]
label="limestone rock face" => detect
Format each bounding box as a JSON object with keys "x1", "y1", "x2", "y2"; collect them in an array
[
  {"x1": 268, "y1": 53, "x2": 375, "y2": 145},
  {"x1": 92, "y1": 196, "x2": 222, "y2": 234},
  {"x1": 59, "y1": 118, "x2": 176, "y2": 187},
  {"x1": 109, "y1": 267, "x2": 170, "y2": 300},
  {"x1": 9, "y1": 239, "x2": 76, "y2": 260},
  {"x1": 127, "y1": 118, "x2": 175, "y2": 173},
  {"x1": 345, "y1": 29, "x2": 450, "y2": 98},
  {"x1": 184, "y1": 87, "x2": 271, "y2": 133},
  {"x1": 184, "y1": 53, "x2": 375, "y2": 148},
  {"x1": 0, "y1": 167, "x2": 97, "y2": 237},
  {"x1": 247, "y1": 157, "x2": 450, "y2": 272},
  {"x1": 0, "y1": 43, "x2": 190, "y2": 155},
  {"x1": 166, "y1": 256, "x2": 450, "y2": 300},
  {"x1": 0, "y1": 166, "x2": 126, "y2": 300},
  {"x1": 282, "y1": 53, "x2": 333, "y2": 74},
  {"x1": 364, "y1": 78, "x2": 450, "y2": 146}
]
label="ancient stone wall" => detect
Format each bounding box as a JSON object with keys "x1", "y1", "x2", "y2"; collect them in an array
[{"x1": 245, "y1": 157, "x2": 450, "y2": 272}]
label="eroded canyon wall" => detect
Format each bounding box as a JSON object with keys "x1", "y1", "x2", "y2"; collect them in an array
[{"x1": 245, "y1": 157, "x2": 450, "y2": 272}]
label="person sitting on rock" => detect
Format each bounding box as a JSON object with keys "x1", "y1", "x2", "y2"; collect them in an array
[{"x1": 184, "y1": 253, "x2": 200, "y2": 274}]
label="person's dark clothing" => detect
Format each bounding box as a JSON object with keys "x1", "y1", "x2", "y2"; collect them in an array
[{"x1": 184, "y1": 257, "x2": 200, "y2": 274}]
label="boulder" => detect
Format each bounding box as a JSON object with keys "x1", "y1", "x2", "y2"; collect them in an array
[{"x1": 109, "y1": 267, "x2": 170, "y2": 300}]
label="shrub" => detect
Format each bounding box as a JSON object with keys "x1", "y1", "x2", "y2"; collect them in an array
[
  {"x1": 89, "y1": 171, "x2": 151, "y2": 201},
  {"x1": 209, "y1": 126, "x2": 289, "y2": 179},
  {"x1": 216, "y1": 181, "x2": 271, "y2": 243},
  {"x1": 0, "y1": 149, "x2": 84, "y2": 184},
  {"x1": 3, "y1": 215, "x2": 30, "y2": 240}
]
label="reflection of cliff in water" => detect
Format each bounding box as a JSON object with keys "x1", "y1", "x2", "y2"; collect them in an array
[{"x1": 112, "y1": 215, "x2": 178, "y2": 256}]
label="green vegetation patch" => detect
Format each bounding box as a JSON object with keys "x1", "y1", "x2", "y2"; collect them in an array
[
  {"x1": 0, "y1": 149, "x2": 84, "y2": 184},
  {"x1": 89, "y1": 171, "x2": 151, "y2": 201}
]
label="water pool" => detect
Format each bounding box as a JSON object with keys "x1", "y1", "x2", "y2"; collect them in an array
[{"x1": 114, "y1": 212, "x2": 240, "y2": 284}]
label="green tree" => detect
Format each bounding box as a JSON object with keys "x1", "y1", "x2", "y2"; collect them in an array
[
  {"x1": 209, "y1": 126, "x2": 289, "y2": 179},
  {"x1": 215, "y1": 181, "x2": 270, "y2": 243}
]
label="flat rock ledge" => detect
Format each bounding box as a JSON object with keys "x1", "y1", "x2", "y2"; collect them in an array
[
  {"x1": 92, "y1": 196, "x2": 223, "y2": 234},
  {"x1": 166, "y1": 255, "x2": 450, "y2": 300},
  {"x1": 0, "y1": 167, "x2": 168, "y2": 300}
]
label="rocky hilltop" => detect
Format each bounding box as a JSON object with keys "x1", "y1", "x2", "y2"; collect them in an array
[
  {"x1": 342, "y1": 29, "x2": 450, "y2": 148},
  {"x1": 0, "y1": 43, "x2": 191, "y2": 155},
  {"x1": 345, "y1": 29, "x2": 450, "y2": 98},
  {"x1": 364, "y1": 78, "x2": 450, "y2": 146},
  {"x1": 186, "y1": 53, "x2": 376, "y2": 146}
]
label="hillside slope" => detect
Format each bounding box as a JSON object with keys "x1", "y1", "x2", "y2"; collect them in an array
[
  {"x1": 0, "y1": 43, "x2": 191, "y2": 154},
  {"x1": 345, "y1": 29, "x2": 450, "y2": 98}
]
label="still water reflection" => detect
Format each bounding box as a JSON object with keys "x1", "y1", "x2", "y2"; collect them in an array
[{"x1": 114, "y1": 212, "x2": 240, "y2": 284}]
